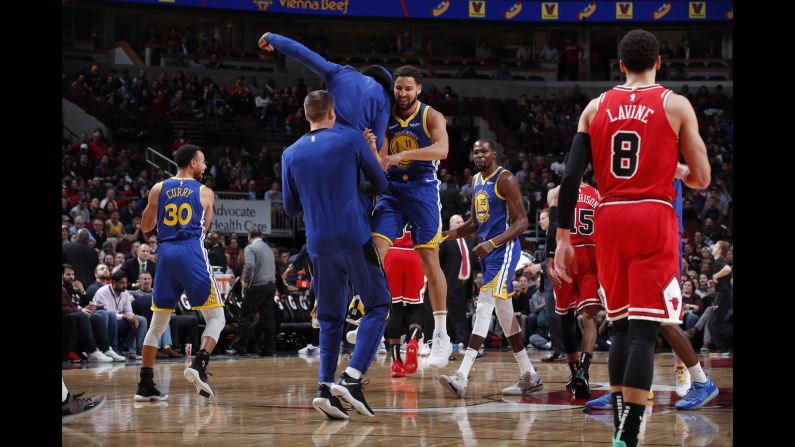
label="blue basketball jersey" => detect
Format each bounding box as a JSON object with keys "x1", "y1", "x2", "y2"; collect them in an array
[
  {"x1": 386, "y1": 101, "x2": 436, "y2": 181},
  {"x1": 473, "y1": 166, "x2": 512, "y2": 242},
  {"x1": 156, "y1": 177, "x2": 205, "y2": 242}
]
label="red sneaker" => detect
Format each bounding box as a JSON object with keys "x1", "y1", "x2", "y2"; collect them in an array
[
  {"x1": 65, "y1": 352, "x2": 82, "y2": 362},
  {"x1": 391, "y1": 358, "x2": 406, "y2": 378},
  {"x1": 404, "y1": 338, "x2": 419, "y2": 374}
]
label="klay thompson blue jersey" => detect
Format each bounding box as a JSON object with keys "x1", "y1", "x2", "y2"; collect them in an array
[{"x1": 386, "y1": 101, "x2": 436, "y2": 181}]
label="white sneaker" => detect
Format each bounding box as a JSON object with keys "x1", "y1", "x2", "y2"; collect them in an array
[
  {"x1": 298, "y1": 344, "x2": 318, "y2": 356},
  {"x1": 675, "y1": 364, "x2": 692, "y2": 398},
  {"x1": 427, "y1": 333, "x2": 452, "y2": 368},
  {"x1": 501, "y1": 371, "x2": 544, "y2": 395},
  {"x1": 377, "y1": 342, "x2": 387, "y2": 354},
  {"x1": 88, "y1": 349, "x2": 113, "y2": 363},
  {"x1": 419, "y1": 340, "x2": 431, "y2": 356},
  {"x1": 439, "y1": 371, "x2": 468, "y2": 398},
  {"x1": 103, "y1": 348, "x2": 126, "y2": 362},
  {"x1": 346, "y1": 328, "x2": 358, "y2": 344}
]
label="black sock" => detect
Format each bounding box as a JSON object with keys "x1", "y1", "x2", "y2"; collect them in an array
[
  {"x1": 391, "y1": 344, "x2": 402, "y2": 362},
  {"x1": 616, "y1": 401, "x2": 646, "y2": 447},
  {"x1": 568, "y1": 361, "x2": 580, "y2": 377},
  {"x1": 580, "y1": 352, "x2": 592, "y2": 377},
  {"x1": 612, "y1": 392, "x2": 623, "y2": 432}
]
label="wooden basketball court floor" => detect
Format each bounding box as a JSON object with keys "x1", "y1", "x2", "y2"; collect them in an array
[{"x1": 62, "y1": 350, "x2": 733, "y2": 446}]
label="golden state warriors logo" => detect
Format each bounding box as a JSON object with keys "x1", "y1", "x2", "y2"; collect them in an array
[
  {"x1": 390, "y1": 132, "x2": 419, "y2": 168},
  {"x1": 475, "y1": 191, "x2": 490, "y2": 223}
]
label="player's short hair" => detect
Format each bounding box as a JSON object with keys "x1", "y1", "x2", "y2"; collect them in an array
[
  {"x1": 618, "y1": 29, "x2": 659, "y2": 73},
  {"x1": 394, "y1": 65, "x2": 423, "y2": 86},
  {"x1": 175, "y1": 144, "x2": 203, "y2": 168},
  {"x1": 248, "y1": 227, "x2": 262, "y2": 239},
  {"x1": 303, "y1": 90, "x2": 334, "y2": 122},
  {"x1": 474, "y1": 139, "x2": 496, "y2": 151}
]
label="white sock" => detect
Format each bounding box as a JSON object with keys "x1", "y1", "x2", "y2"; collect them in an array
[
  {"x1": 514, "y1": 350, "x2": 536, "y2": 375},
  {"x1": 458, "y1": 348, "x2": 478, "y2": 377},
  {"x1": 62, "y1": 379, "x2": 69, "y2": 402},
  {"x1": 688, "y1": 362, "x2": 708, "y2": 383},
  {"x1": 344, "y1": 367, "x2": 362, "y2": 380},
  {"x1": 433, "y1": 312, "x2": 448, "y2": 336}
]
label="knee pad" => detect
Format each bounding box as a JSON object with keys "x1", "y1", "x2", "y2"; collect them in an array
[
  {"x1": 560, "y1": 310, "x2": 579, "y2": 354},
  {"x1": 472, "y1": 292, "x2": 496, "y2": 338},
  {"x1": 494, "y1": 298, "x2": 520, "y2": 337},
  {"x1": 386, "y1": 303, "x2": 405, "y2": 340},
  {"x1": 623, "y1": 320, "x2": 660, "y2": 390},
  {"x1": 199, "y1": 306, "x2": 227, "y2": 343},
  {"x1": 144, "y1": 312, "x2": 171, "y2": 347},
  {"x1": 608, "y1": 318, "x2": 630, "y2": 386},
  {"x1": 405, "y1": 303, "x2": 423, "y2": 328}
]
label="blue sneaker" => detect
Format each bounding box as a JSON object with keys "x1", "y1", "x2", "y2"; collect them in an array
[
  {"x1": 585, "y1": 392, "x2": 613, "y2": 410},
  {"x1": 676, "y1": 376, "x2": 719, "y2": 410}
]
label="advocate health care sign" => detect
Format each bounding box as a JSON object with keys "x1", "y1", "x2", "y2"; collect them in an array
[{"x1": 210, "y1": 198, "x2": 271, "y2": 235}]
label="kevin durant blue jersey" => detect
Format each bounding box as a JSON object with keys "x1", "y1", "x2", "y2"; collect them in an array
[
  {"x1": 473, "y1": 167, "x2": 513, "y2": 242},
  {"x1": 156, "y1": 177, "x2": 205, "y2": 242},
  {"x1": 386, "y1": 102, "x2": 436, "y2": 181}
]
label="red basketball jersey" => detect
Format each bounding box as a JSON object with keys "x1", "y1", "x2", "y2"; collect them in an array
[
  {"x1": 570, "y1": 183, "x2": 600, "y2": 246},
  {"x1": 589, "y1": 84, "x2": 679, "y2": 202},
  {"x1": 393, "y1": 225, "x2": 414, "y2": 249}
]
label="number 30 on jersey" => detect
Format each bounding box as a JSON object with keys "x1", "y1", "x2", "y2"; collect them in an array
[{"x1": 163, "y1": 203, "x2": 192, "y2": 226}]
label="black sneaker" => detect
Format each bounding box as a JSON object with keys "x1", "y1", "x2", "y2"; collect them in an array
[
  {"x1": 62, "y1": 392, "x2": 106, "y2": 423},
  {"x1": 134, "y1": 369, "x2": 168, "y2": 402},
  {"x1": 331, "y1": 372, "x2": 374, "y2": 417},
  {"x1": 183, "y1": 349, "x2": 214, "y2": 398},
  {"x1": 573, "y1": 367, "x2": 590, "y2": 399},
  {"x1": 565, "y1": 374, "x2": 577, "y2": 393},
  {"x1": 312, "y1": 384, "x2": 349, "y2": 420}
]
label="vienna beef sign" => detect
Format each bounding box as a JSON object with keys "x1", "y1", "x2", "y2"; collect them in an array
[{"x1": 210, "y1": 199, "x2": 271, "y2": 235}]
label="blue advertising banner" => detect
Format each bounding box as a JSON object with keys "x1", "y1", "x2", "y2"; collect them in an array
[{"x1": 110, "y1": 1, "x2": 733, "y2": 22}]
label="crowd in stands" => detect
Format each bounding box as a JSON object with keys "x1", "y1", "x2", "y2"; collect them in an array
[{"x1": 63, "y1": 55, "x2": 732, "y2": 362}]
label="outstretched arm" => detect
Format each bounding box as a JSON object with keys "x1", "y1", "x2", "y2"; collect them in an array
[{"x1": 258, "y1": 33, "x2": 339, "y2": 81}]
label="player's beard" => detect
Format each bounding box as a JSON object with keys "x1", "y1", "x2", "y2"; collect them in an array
[
  {"x1": 474, "y1": 159, "x2": 489, "y2": 172},
  {"x1": 396, "y1": 96, "x2": 417, "y2": 113}
]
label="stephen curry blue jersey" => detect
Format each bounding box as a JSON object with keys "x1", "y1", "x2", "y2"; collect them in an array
[{"x1": 156, "y1": 177, "x2": 205, "y2": 242}]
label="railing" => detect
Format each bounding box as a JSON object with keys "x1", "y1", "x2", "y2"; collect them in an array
[{"x1": 146, "y1": 146, "x2": 177, "y2": 178}]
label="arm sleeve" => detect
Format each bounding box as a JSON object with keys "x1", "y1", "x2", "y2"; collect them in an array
[
  {"x1": 281, "y1": 157, "x2": 303, "y2": 217},
  {"x1": 546, "y1": 207, "x2": 558, "y2": 256},
  {"x1": 267, "y1": 33, "x2": 339, "y2": 81},
  {"x1": 356, "y1": 136, "x2": 388, "y2": 194},
  {"x1": 558, "y1": 132, "x2": 592, "y2": 231}
]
